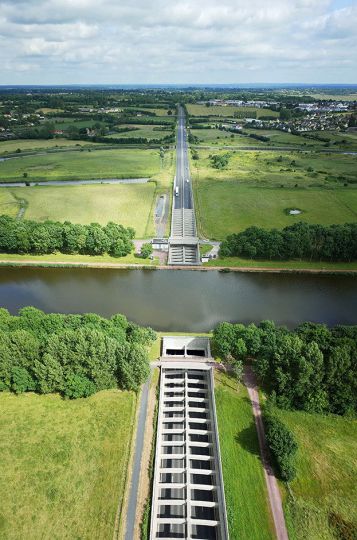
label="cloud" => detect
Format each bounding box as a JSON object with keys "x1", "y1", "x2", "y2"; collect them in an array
[{"x1": 0, "y1": 0, "x2": 355, "y2": 84}]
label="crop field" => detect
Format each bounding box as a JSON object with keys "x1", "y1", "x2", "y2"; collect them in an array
[
  {"x1": 0, "y1": 148, "x2": 161, "y2": 182},
  {"x1": 191, "y1": 149, "x2": 357, "y2": 238},
  {"x1": 187, "y1": 103, "x2": 279, "y2": 118},
  {"x1": 215, "y1": 372, "x2": 274, "y2": 540},
  {"x1": 274, "y1": 407, "x2": 357, "y2": 540},
  {"x1": 5, "y1": 182, "x2": 156, "y2": 236},
  {"x1": 0, "y1": 138, "x2": 100, "y2": 155},
  {"x1": 0, "y1": 390, "x2": 136, "y2": 540}
]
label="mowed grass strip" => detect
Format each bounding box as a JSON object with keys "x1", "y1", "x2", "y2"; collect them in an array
[
  {"x1": 274, "y1": 407, "x2": 357, "y2": 540},
  {"x1": 0, "y1": 148, "x2": 160, "y2": 182},
  {"x1": 0, "y1": 390, "x2": 136, "y2": 540},
  {"x1": 215, "y1": 372, "x2": 274, "y2": 540},
  {"x1": 9, "y1": 183, "x2": 156, "y2": 237},
  {"x1": 196, "y1": 182, "x2": 357, "y2": 239}
]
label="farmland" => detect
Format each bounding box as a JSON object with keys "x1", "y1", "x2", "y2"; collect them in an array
[
  {"x1": 3, "y1": 183, "x2": 157, "y2": 236},
  {"x1": 0, "y1": 390, "x2": 136, "y2": 540},
  {"x1": 191, "y1": 148, "x2": 357, "y2": 239},
  {"x1": 105, "y1": 124, "x2": 173, "y2": 140},
  {"x1": 0, "y1": 148, "x2": 161, "y2": 182},
  {"x1": 0, "y1": 138, "x2": 101, "y2": 155}
]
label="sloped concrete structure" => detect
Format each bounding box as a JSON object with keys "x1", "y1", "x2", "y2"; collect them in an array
[
  {"x1": 150, "y1": 360, "x2": 229, "y2": 540},
  {"x1": 162, "y1": 336, "x2": 211, "y2": 359}
]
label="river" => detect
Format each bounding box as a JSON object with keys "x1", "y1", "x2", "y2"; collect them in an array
[{"x1": 0, "y1": 267, "x2": 356, "y2": 331}]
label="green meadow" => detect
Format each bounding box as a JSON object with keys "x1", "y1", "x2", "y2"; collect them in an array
[
  {"x1": 191, "y1": 149, "x2": 357, "y2": 239},
  {"x1": 215, "y1": 372, "x2": 274, "y2": 540},
  {"x1": 0, "y1": 390, "x2": 136, "y2": 540},
  {"x1": 274, "y1": 407, "x2": 357, "y2": 540}
]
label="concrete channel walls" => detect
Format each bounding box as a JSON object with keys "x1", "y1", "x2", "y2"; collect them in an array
[{"x1": 149, "y1": 337, "x2": 229, "y2": 540}]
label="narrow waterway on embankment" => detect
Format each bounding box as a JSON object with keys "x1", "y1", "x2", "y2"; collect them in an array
[{"x1": 0, "y1": 267, "x2": 356, "y2": 330}]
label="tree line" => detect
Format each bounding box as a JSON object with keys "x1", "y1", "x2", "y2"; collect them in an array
[
  {"x1": 0, "y1": 215, "x2": 135, "y2": 257},
  {"x1": 213, "y1": 320, "x2": 357, "y2": 416},
  {"x1": 0, "y1": 307, "x2": 155, "y2": 398},
  {"x1": 220, "y1": 222, "x2": 357, "y2": 262}
]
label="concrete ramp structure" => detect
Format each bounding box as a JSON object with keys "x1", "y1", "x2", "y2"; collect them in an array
[{"x1": 150, "y1": 337, "x2": 229, "y2": 540}]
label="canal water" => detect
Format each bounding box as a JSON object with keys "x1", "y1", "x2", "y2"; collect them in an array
[{"x1": 0, "y1": 267, "x2": 356, "y2": 331}]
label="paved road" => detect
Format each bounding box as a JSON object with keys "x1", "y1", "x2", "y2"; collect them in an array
[
  {"x1": 243, "y1": 366, "x2": 289, "y2": 540},
  {"x1": 124, "y1": 370, "x2": 152, "y2": 540},
  {"x1": 174, "y1": 106, "x2": 193, "y2": 211}
]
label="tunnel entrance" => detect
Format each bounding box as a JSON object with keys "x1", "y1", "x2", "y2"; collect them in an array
[
  {"x1": 187, "y1": 349, "x2": 205, "y2": 357},
  {"x1": 161, "y1": 336, "x2": 211, "y2": 359}
]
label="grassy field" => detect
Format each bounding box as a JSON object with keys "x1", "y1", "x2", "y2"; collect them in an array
[
  {"x1": 204, "y1": 257, "x2": 357, "y2": 271},
  {"x1": 187, "y1": 104, "x2": 279, "y2": 118},
  {"x1": 192, "y1": 148, "x2": 357, "y2": 186},
  {"x1": 191, "y1": 148, "x2": 357, "y2": 239},
  {"x1": 4, "y1": 183, "x2": 156, "y2": 236},
  {"x1": 106, "y1": 124, "x2": 172, "y2": 139},
  {"x1": 191, "y1": 128, "x2": 262, "y2": 147},
  {"x1": 0, "y1": 189, "x2": 19, "y2": 217},
  {"x1": 0, "y1": 251, "x2": 159, "y2": 266},
  {"x1": 0, "y1": 390, "x2": 137, "y2": 540},
  {"x1": 215, "y1": 372, "x2": 274, "y2": 539},
  {"x1": 0, "y1": 148, "x2": 161, "y2": 182},
  {"x1": 191, "y1": 127, "x2": 357, "y2": 150},
  {"x1": 273, "y1": 407, "x2": 357, "y2": 540},
  {"x1": 0, "y1": 138, "x2": 100, "y2": 155},
  {"x1": 196, "y1": 183, "x2": 357, "y2": 238}
]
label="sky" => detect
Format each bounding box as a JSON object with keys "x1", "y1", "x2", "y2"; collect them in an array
[{"x1": 0, "y1": 0, "x2": 356, "y2": 85}]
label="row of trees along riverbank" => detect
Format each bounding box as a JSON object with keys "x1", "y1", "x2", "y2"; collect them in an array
[
  {"x1": 0, "y1": 307, "x2": 155, "y2": 398},
  {"x1": 0, "y1": 215, "x2": 135, "y2": 256},
  {"x1": 220, "y1": 222, "x2": 357, "y2": 262}
]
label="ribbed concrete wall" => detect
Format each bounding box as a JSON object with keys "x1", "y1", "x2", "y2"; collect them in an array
[{"x1": 150, "y1": 364, "x2": 229, "y2": 540}]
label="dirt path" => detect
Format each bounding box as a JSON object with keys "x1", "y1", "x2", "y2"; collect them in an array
[{"x1": 243, "y1": 366, "x2": 289, "y2": 540}]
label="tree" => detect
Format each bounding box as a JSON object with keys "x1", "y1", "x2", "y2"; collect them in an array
[
  {"x1": 11, "y1": 366, "x2": 36, "y2": 394},
  {"x1": 85, "y1": 223, "x2": 110, "y2": 255},
  {"x1": 33, "y1": 354, "x2": 64, "y2": 394},
  {"x1": 212, "y1": 322, "x2": 236, "y2": 361},
  {"x1": 64, "y1": 374, "x2": 96, "y2": 399},
  {"x1": 232, "y1": 360, "x2": 243, "y2": 385},
  {"x1": 280, "y1": 108, "x2": 292, "y2": 121},
  {"x1": 140, "y1": 242, "x2": 153, "y2": 259},
  {"x1": 265, "y1": 413, "x2": 298, "y2": 482},
  {"x1": 232, "y1": 337, "x2": 247, "y2": 361}
]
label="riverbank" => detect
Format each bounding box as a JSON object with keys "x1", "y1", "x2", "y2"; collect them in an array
[
  {"x1": 204, "y1": 257, "x2": 357, "y2": 274},
  {"x1": 0, "y1": 253, "x2": 356, "y2": 274}
]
